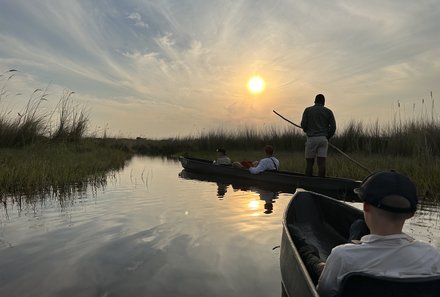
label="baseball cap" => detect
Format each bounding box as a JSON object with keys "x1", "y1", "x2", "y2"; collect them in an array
[{"x1": 354, "y1": 171, "x2": 418, "y2": 213}]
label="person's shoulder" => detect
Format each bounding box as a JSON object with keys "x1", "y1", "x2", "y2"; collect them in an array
[
  {"x1": 323, "y1": 106, "x2": 334, "y2": 113},
  {"x1": 413, "y1": 240, "x2": 440, "y2": 253},
  {"x1": 330, "y1": 242, "x2": 361, "y2": 257}
]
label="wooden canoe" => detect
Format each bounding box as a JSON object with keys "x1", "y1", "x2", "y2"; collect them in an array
[
  {"x1": 280, "y1": 190, "x2": 363, "y2": 297},
  {"x1": 279, "y1": 190, "x2": 440, "y2": 297},
  {"x1": 179, "y1": 156, "x2": 361, "y2": 200}
]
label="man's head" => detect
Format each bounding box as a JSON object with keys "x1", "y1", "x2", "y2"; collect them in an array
[
  {"x1": 355, "y1": 171, "x2": 417, "y2": 231},
  {"x1": 216, "y1": 148, "x2": 226, "y2": 155},
  {"x1": 314, "y1": 94, "x2": 325, "y2": 105},
  {"x1": 355, "y1": 171, "x2": 417, "y2": 213},
  {"x1": 264, "y1": 145, "x2": 274, "y2": 156}
]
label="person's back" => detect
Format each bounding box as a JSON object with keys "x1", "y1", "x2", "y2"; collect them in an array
[
  {"x1": 317, "y1": 234, "x2": 440, "y2": 296},
  {"x1": 316, "y1": 171, "x2": 440, "y2": 297},
  {"x1": 301, "y1": 104, "x2": 336, "y2": 138},
  {"x1": 215, "y1": 155, "x2": 231, "y2": 165},
  {"x1": 213, "y1": 148, "x2": 231, "y2": 165},
  {"x1": 249, "y1": 145, "x2": 279, "y2": 174}
]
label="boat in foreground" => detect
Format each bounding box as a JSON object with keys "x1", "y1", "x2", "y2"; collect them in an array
[
  {"x1": 179, "y1": 156, "x2": 361, "y2": 199},
  {"x1": 280, "y1": 190, "x2": 440, "y2": 297}
]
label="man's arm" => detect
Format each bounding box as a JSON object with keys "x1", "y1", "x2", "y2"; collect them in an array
[
  {"x1": 249, "y1": 158, "x2": 269, "y2": 174},
  {"x1": 316, "y1": 248, "x2": 345, "y2": 297},
  {"x1": 301, "y1": 109, "x2": 308, "y2": 133},
  {"x1": 327, "y1": 110, "x2": 336, "y2": 139}
]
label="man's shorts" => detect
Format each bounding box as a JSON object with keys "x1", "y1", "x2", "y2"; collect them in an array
[{"x1": 305, "y1": 136, "x2": 328, "y2": 159}]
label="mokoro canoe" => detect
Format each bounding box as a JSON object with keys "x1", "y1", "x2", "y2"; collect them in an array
[
  {"x1": 279, "y1": 190, "x2": 440, "y2": 297},
  {"x1": 179, "y1": 156, "x2": 361, "y2": 200},
  {"x1": 280, "y1": 190, "x2": 363, "y2": 297}
]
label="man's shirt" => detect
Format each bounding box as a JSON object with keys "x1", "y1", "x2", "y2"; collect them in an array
[
  {"x1": 301, "y1": 103, "x2": 336, "y2": 138},
  {"x1": 214, "y1": 156, "x2": 231, "y2": 165},
  {"x1": 249, "y1": 157, "x2": 279, "y2": 174},
  {"x1": 317, "y1": 233, "x2": 440, "y2": 297}
]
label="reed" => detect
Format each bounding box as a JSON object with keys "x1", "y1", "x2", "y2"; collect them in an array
[
  {"x1": 0, "y1": 140, "x2": 131, "y2": 198},
  {"x1": 50, "y1": 90, "x2": 89, "y2": 142},
  {"x1": 129, "y1": 110, "x2": 440, "y2": 200},
  {"x1": 0, "y1": 72, "x2": 90, "y2": 146},
  {"x1": 131, "y1": 117, "x2": 440, "y2": 159},
  {"x1": 0, "y1": 71, "x2": 132, "y2": 199}
]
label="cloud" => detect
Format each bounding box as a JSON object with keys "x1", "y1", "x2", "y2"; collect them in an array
[
  {"x1": 127, "y1": 12, "x2": 149, "y2": 28},
  {"x1": 1, "y1": 0, "x2": 439, "y2": 137}
]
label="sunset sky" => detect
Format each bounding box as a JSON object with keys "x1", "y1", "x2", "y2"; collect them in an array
[{"x1": 1, "y1": 0, "x2": 439, "y2": 138}]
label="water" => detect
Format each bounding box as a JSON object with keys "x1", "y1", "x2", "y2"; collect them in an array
[{"x1": 1, "y1": 156, "x2": 439, "y2": 296}]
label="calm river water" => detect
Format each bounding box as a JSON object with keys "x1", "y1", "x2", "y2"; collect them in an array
[{"x1": 1, "y1": 156, "x2": 439, "y2": 297}]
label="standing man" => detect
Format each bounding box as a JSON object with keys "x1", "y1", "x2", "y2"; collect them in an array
[{"x1": 300, "y1": 94, "x2": 336, "y2": 177}]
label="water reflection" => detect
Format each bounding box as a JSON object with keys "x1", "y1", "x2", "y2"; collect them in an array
[
  {"x1": 180, "y1": 170, "x2": 281, "y2": 215},
  {"x1": 216, "y1": 182, "x2": 228, "y2": 199},
  {"x1": 179, "y1": 169, "x2": 359, "y2": 203},
  {"x1": 1, "y1": 179, "x2": 107, "y2": 217},
  {"x1": 0, "y1": 156, "x2": 439, "y2": 297},
  {"x1": 257, "y1": 189, "x2": 278, "y2": 214}
]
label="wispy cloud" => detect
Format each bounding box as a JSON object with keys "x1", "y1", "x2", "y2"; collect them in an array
[{"x1": 1, "y1": 0, "x2": 439, "y2": 137}]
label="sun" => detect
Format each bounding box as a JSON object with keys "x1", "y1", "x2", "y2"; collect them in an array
[{"x1": 247, "y1": 76, "x2": 265, "y2": 94}]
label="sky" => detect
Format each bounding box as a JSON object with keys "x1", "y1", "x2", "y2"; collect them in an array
[{"x1": 1, "y1": 0, "x2": 439, "y2": 138}]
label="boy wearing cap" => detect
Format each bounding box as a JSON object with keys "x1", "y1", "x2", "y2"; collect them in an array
[
  {"x1": 316, "y1": 171, "x2": 440, "y2": 297},
  {"x1": 213, "y1": 148, "x2": 231, "y2": 165}
]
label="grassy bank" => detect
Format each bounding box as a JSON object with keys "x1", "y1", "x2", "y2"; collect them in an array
[
  {"x1": 0, "y1": 140, "x2": 131, "y2": 198},
  {"x1": 130, "y1": 118, "x2": 440, "y2": 158},
  {"x1": 1, "y1": 72, "x2": 132, "y2": 198},
  {"x1": 127, "y1": 117, "x2": 440, "y2": 201}
]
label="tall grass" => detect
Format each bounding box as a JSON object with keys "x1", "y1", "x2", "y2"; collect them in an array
[
  {"x1": 50, "y1": 90, "x2": 88, "y2": 142},
  {"x1": 331, "y1": 118, "x2": 440, "y2": 158},
  {"x1": 0, "y1": 70, "x2": 132, "y2": 200},
  {"x1": 131, "y1": 117, "x2": 440, "y2": 160},
  {"x1": 0, "y1": 141, "x2": 130, "y2": 199},
  {"x1": 0, "y1": 70, "x2": 89, "y2": 147}
]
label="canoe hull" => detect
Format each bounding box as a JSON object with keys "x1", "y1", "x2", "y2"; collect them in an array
[
  {"x1": 280, "y1": 190, "x2": 364, "y2": 297},
  {"x1": 179, "y1": 156, "x2": 361, "y2": 199}
]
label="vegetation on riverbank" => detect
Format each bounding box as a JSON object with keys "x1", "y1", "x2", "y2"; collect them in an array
[
  {"x1": 0, "y1": 71, "x2": 132, "y2": 198},
  {"x1": 129, "y1": 115, "x2": 440, "y2": 201},
  {"x1": 0, "y1": 140, "x2": 130, "y2": 198},
  {"x1": 2, "y1": 71, "x2": 438, "y2": 200}
]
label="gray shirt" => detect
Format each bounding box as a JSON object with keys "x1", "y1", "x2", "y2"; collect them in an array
[{"x1": 301, "y1": 103, "x2": 336, "y2": 138}]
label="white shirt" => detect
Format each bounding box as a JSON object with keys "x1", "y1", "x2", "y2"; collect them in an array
[
  {"x1": 317, "y1": 233, "x2": 440, "y2": 297},
  {"x1": 249, "y1": 157, "x2": 279, "y2": 174},
  {"x1": 213, "y1": 156, "x2": 231, "y2": 165}
]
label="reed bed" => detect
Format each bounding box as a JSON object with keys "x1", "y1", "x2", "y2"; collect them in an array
[
  {"x1": 0, "y1": 71, "x2": 132, "y2": 198},
  {"x1": 130, "y1": 116, "x2": 440, "y2": 201},
  {"x1": 132, "y1": 117, "x2": 440, "y2": 158},
  {"x1": 0, "y1": 141, "x2": 130, "y2": 199},
  {"x1": 1, "y1": 70, "x2": 90, "y2": 146}
]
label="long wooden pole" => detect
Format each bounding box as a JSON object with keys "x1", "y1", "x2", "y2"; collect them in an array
[{"x1": 273, "y1": 110, "x2": 372, "y2": 174}]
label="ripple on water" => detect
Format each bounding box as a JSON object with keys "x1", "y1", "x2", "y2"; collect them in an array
[{"x1": 0, "y1": 156, "x2": 439, "y2": 297}]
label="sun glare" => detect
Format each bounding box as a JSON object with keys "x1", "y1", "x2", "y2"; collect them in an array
[
  {"x1": 247, "y1": 76, "x2": 265, "y2": 94},
  {"x1": 248, "y1": 199, "x2": 260, "y2": 210}
]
